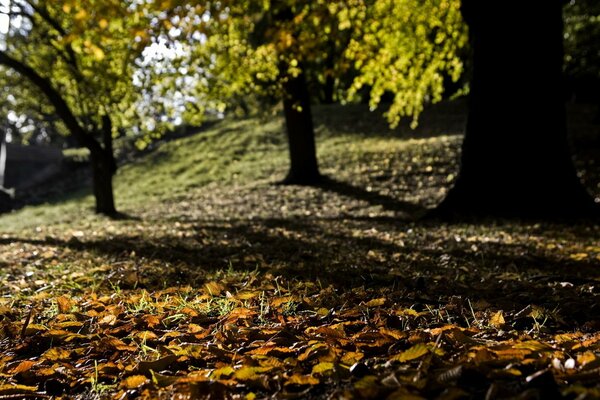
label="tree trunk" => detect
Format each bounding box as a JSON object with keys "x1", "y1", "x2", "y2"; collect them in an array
[
  {"x1": 281, "y1": 63, "x2": 321, "y2": 185},
  {"x1": 90, "y1": 147, "x2": 116, "y2": 215},
  {"x1": 434, "y1": 0, "x2": 598, "y2": 219}
]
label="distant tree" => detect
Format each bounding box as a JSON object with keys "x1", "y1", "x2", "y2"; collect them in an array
[
  {"x1": 433, "y1": 0, "x2": 598, "y2": 219},
  {"x1": 165, "y1": 0, "x2": 465, "y2": 184},
  {"x1": 0, "y1": 0, "x2": 166, "y2": 215}
]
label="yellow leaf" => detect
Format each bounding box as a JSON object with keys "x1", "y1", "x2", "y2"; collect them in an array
[
  {"x1": 392, "y1": 344, "x2": 429, "y2": 362},
  {"x1": 340, "y1": 351, "x2": 364, "y2": 366},
  {"x1": 24, "y1": 324, "x2": 47, "y2": 335},
  {"x1": 234, "y1": 366, "x2": 267, "y2": 381},
  {"x1": 365, "y1": 298, "x2": 386, "y2": 307},
  {"x1": 489, "y1": 311, "x2": 505, "y2": 328},
  {"x1": 577, "y1": 351, "x2": 597, "y2": 367},
  {"x1": 570, "y1": 253, "x2": 588, "y2": 261},
  {"x1": 204, "y1": 282, "x2": 224, "y2": 296},
  {"x1": 271, "y1": 296, "x2": 294, "y2": 307},
  {"x1": 354, "y1": 375, "x2": 379, "y2": 398},
  {"x1": 513, "y1": 340, "x2": 552, "y2": 352},
  {"x1": 236, "y1": 291, "x2": 257, "y2": 300},
  {"x1": 211, "y1": 366, "x2": 235, "y2": 379},
  {"x1": 43, "y1": 347, "x2": 71, "y2": 361},
  {"x1": 121, "y1": 375, "x2": 148, "y2": 390},
  {"x1": 0, "y1": 384, "x2": 38, "y2": 395},
  {"x1": 99, "y1": 19, "x2": 108, "y2": 29},
  {"x1": 284, "y1": 374, "x2": 319, "y2": 386},
  {"x1": 312, "y1": 362, "x2": 335, "y2": 375}
]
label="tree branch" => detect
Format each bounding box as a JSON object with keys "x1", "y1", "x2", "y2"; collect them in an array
[{"x1": 0, "y1": 50, "x2": 100, "y2": 151}]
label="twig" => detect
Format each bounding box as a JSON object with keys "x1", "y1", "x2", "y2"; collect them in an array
[{"x1": 20, "y1": 303, "x2": 35, "y2": 339}]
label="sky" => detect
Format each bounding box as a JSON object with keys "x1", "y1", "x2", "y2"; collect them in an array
[
  {"x1": 0, "y1": 14, "x2": 8, "y2": 35},
  {"x1": 0, "y1": 0, "x2": 9, "y2": 38}
]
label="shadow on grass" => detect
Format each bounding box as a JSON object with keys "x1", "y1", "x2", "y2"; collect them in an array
[
  {"x1": 3, "y1": 215, "x2": 600, "y2": 327},
  {"x1": 316, "y1": 177, "x2": 427, "y2": 218}
]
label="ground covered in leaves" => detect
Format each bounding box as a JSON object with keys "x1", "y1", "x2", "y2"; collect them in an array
[{"x1": 0, "y1": 102, "x2": 599, "y2": 399}]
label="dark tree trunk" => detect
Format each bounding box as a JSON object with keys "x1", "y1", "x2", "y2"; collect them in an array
[
  {"x1": 434, "y1": 0, "x2": 598, "y2": 219},
  {"x1": 323, "y1": 75, "x2": 335, "y2": 105},
  {"x1": 90, "y1": 147, "x2": 116, "y2": 215},
  {"x1": 89, "y1": 115, "x2": 117, "y2": 215},
  {"x1": 281, "y1": 64, "x2": 321, "y2": 185}
]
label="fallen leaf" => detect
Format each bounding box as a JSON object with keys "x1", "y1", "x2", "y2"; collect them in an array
[
  {"x1": 392, "y1": 344, "x2": 429, "y2": 362},
  {"x1": 121, "y1": 375, "x2": 148, "y2": 389}
]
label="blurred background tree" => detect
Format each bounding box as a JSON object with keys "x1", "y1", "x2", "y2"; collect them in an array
[{"x1": 0, "y1": 0, "x2": 179, "y2": 214}]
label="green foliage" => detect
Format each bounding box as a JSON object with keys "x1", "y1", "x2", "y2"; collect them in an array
[
  {"x1": 564, "y1": 0, "x2": 600, "y2": 81},
  {"x1": 345, "y1": 0, "x2": 467, "y2": 128},
  {"x1": 159, "y1": 0, "x2": 466, "y2": 127},
  {"x1": 0, "y1": 0, "x2": 178, "y2": 147}
]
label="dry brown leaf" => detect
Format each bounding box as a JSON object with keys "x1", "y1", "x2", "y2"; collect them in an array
[{"x1": 137, "y1": 355, "x2": 178, "y2": 374}]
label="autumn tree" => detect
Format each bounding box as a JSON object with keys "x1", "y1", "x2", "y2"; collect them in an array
[
  {"x1": 433, "y1": 0, "x2": 599, "y2": 219},
  {"x1": 0, "y1": 0, "x2": 162, "y2": 215},
  {"x1": 166, "y1": 0, "x2": 465, "y2": 185}
]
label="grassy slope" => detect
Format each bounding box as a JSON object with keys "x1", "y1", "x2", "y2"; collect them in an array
[{"x1": 0, "y1": 102, "x2": 467, "y2": 232}]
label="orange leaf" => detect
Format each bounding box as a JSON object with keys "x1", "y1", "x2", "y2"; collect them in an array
[
  {"x1": 57, "y1": 296, "x2": 75, "y2": 314},
  {"x1": 10, "y1": 360, "x2": 36, "y2": 374},
  {"x1": 121, "y1": 375, "x2": 148, "y2": 389}
]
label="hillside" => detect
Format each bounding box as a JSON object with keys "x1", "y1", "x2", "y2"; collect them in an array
[{"x1": 0, "y1": 102, "x2": 599, "y2": 399}]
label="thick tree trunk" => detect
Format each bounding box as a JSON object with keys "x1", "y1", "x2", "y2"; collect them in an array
[
  {"x1": 434, "y1": 0, "x2": 598, "y2": 219},
  {"x1": 281, "y1": 64, "x2": 321, "y2": 185},
  {"x1": 90, "y1": 147, "x2": 116, "y2": 215}
]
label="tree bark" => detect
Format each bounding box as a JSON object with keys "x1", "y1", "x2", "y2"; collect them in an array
[
  {"x1": 434, "y1": 0, "x2": 598, "y2": 219},
  {"x1": 90, "y1": 146, "x2": 116, "y2": 215},
  {"x1": 280, "y1": 63, "x2": 321, "y2": 185}
]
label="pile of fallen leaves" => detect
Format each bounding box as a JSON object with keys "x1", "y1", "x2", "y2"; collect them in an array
[{"x1": 1, "y1": 268, "x2": 600, "y2": 399}]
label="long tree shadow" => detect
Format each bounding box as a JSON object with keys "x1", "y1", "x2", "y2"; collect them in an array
[{"x1": 315, "y1": 177, "x2": 428, "y2": 218}]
